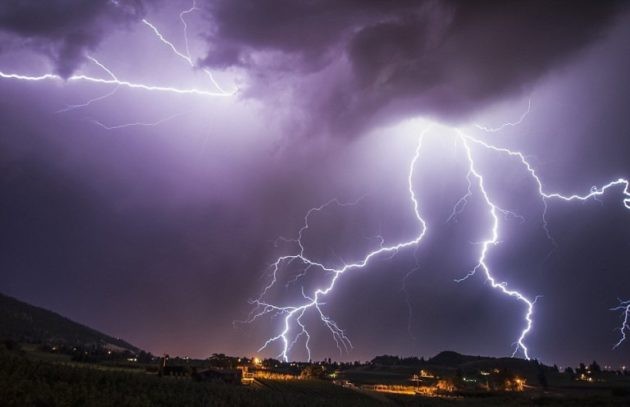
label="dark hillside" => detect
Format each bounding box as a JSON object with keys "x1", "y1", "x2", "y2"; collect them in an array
[
  {"x1": 428, "y1": 351, "x2": 488, "y2": 367},
  {"x1": 0, "y1": 292, "x2": 138, "y2": 352}
]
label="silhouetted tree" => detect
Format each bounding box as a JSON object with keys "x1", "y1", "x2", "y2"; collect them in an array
[
  {"x1": 137, "y1": 350, "x2": 153, "y2": 363},
  {"x1": 564, "y1": 366, "x2": 575, "y2": 379},
  {"x1": 537, "y1": 366, "x2": 548, "y2": 390},
  {"x1": 589, "y1": 360, "x2": 601, "y2": 373}
]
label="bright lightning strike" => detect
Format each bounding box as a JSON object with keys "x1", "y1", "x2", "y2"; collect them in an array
[
  {"x1": 141, "y1": 5, "x2": 236, "y2": 96},
  {"x1": 244, "y1": 127, "x2": 431, "y2": 362},
  {"x1": 0, "y1": 7, "x2": 235, "y2": 132},
  {"x1": 249, "y1": 115, "x2": 630, "y2": 362},
  {"x1": 56, "y1": 57, "x2": 121, "y2": 113},
  {"x1": 611, "y1": 299, "x2": 630, "y2": 349},
  {"x1": 0, "y1": 1, "x2": 626, "y2": 363},
  {"x1": 453, "y1": 129, "x2": 629, "y2": 357},
  {"x1": 0, "y1": 67, "x2": 231, "y2": 97},
  {"x1": 456, "y1": 131, "x2": 537, "y2": 359},
  {"x1": 0, "y1": 2, "x2": 235, "y2": 101},
  {"x1": 461, "y1": 134, "x2": 630, "y2": 246}
]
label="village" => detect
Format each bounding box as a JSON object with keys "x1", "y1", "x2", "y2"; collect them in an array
[{"x1": 152, "y1": 351, "x2": 630, "y2": 399}]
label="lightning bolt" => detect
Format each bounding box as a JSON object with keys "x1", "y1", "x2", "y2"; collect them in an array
[
  {"x1": 179, "y1": 0, "x2": 199, "y2": 62},
  {"x1": 244, "y1": 127, "x2": 431, "y2": 362},
  {"x1": 0, "y1": 64, "x2": 231, "y2": 97},
  {"x1": 0, "y1": 4, "x2": 236, "y2": 133},
  {"x1": 248, "y1": 125, "x2": 537, "y2": 361},
  {"x1": 452, "y1": 130, "x2": 628, "y2": 357},
  {"x1": 611, "y1": 299, "x2": 630, "y2": 349},
  {"x1": 0, "y1": 2, "x2": 627, "y2": 363},
  {"x1": 90, "y1": 113, "x2": 183, "y2": 130},
  {"x1": 56, "y1": 57, "x2": 121, "y2": 113},
  {"x1": 447, "y1": 168, "x2": 473, "y2": 223},
  {"x1": 249, "y1": 116, "x2": 630, "y2": 362},
  {"x1": 0, "y1": 2, "x2": 235, "y2": 102},
  {"x1": 461, "y1": 133, "x2": 630, "y2": 246},
  {"x1": 456, "y1": 131, "x2": 537, "y2": 359},
  {"x1": 141, "y1": 3, "x2": 236, "y2": 96},
  {"x1": 474, "y1": 98, "x2": 532, "y2": 133}
]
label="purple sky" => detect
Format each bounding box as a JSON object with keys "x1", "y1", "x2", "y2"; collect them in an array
[{"x1": 1, "y1": 0, "x2": 630, "y2": 368}]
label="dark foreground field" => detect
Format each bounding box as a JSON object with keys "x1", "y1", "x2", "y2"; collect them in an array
[
  {"x1": 0, "y1": 348, "x2": 379, "y2": 407},
  {"x1": 1, "y1": 348, "x2": 629, "y2": 407}
]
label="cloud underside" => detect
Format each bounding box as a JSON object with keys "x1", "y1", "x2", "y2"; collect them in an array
[
  {"x1": 200, "y1": 0, "x2": 623, "y2": 134},
  {"x1": 0, "y1": 0, "x2": 144, "y2": 77},
  {"x1": 0, "y1": 0, "x2": 623, "y2": 134}
]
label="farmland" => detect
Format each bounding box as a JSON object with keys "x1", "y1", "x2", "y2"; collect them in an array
[{"x1": 3, "y1": 344, "x2": 630, "y2": 406}]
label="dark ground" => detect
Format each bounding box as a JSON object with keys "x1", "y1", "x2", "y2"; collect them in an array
[{"x1": 2, "y1": 344, "x2": 630, "y2": 407}]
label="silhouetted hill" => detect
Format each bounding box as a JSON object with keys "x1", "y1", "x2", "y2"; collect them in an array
[
  {"x1": 428, "y1": 351, "x2": 489, "y2": 367},
  {"x1": 368, "y1": 351, "x2": 541, "y2": 373},
  {"x1": 0, "y1": 292, "x2": 139, "y2": 352}
]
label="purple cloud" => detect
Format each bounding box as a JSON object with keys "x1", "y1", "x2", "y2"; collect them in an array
[
  {"x1": 0, "y1": 0, "x2": 145, "y2": 77},
  {"x1": 198, "y1": 0, "x2": 624, "y2": 135}
]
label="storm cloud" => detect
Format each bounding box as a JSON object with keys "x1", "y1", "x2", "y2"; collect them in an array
[
  {"x1": 1, "y1": 0, "x2": 630, "y2": 367},
  {"x1": 1, "y1": 0, "x2": 622, "y2": 130},
  {"x1": 199, "y1": 0, "x2": 625, "y2": 135},
  {"x1": 0, "y1": 0, "x2": 145, "y2": 77}
]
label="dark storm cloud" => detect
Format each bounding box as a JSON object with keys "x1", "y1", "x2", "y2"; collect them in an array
[
  {"x1": 0, "y1": 0, "x2": 145, "y2": 77},
  {"x1": 200, "y1": 0, "x2": 419, "y2": 71},
  {"x1": 200, "y1": 0, "x2": 625, "y2": 134}
]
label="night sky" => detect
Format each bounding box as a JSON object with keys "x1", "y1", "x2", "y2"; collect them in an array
[{"x1": 1, "y1": 0, "x2": 630, "y2": 368}]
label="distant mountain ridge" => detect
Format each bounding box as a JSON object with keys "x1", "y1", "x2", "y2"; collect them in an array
[
  {"x1": 428, "y1": 350, "x2": 488, "y2": 367},
  {"x1": 0, "y1": 292, "x2": 139, "y2": 352}
]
